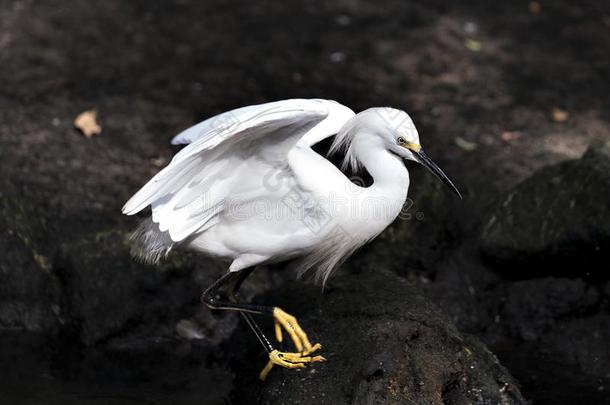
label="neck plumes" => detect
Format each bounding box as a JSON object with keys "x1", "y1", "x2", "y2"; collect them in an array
[{"x1": 343, "y1": 132, "x2": 410, "y2": 236}]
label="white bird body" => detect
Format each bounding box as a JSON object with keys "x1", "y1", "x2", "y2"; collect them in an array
[{"x1": 123, "y1": 98, "x2": 458, "y2": 283}]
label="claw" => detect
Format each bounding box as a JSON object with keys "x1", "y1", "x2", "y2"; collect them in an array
[
  {"x1": 273, "y1": 307, "x2": 313, "y2": 352},
  {"x1": 259, "y1": 349, "x2": 325, "y2": 381}
]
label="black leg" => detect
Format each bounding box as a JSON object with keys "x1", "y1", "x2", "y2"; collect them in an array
[
  {"x1": 202, "y1": 269, "x2": 325, "y2": 380},
  {"x1": 201, "y1": 270, "x2": 275, "y2": 316},
  {"x1": 229, "y1": 268, "x2": 277, "y2": 353},
  {"x1": 202, "y1": 269, "x2": 275, "y2": 353}
]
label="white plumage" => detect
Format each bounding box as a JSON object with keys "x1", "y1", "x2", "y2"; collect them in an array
[{"x1": 123, "y1": 98, "x2": 460, "y2": 283}]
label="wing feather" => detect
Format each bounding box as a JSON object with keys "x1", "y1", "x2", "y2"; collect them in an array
[{"x1": 122, "y1": 99, "x2": 355, "y2": 243}]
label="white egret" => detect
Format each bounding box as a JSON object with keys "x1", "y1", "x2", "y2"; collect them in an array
[{"x1": 122, "y1": 99, "x2": 461, "y2": 380}]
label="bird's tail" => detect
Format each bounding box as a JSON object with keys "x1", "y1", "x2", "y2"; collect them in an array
[{"x1": 127, "y1": 217, "x2": 174, "y2": 264}]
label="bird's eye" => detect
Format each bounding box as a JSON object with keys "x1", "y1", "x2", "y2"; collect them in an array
[{"x1": 397, "y1": 137, "x2": 406, "y2": 144}]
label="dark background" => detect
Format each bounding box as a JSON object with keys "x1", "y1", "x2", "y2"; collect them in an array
[{"x1": 1, "y1": 1, "x2": 609, "y2": 404}]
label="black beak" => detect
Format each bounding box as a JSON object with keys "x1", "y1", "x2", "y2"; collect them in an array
[{"x1": 415, "y1": 150, "x2": 462, "y2": 199}]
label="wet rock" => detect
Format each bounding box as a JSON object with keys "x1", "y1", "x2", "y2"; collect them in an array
[
  {"x1": 480, "y1": 141, "x2": 610, "y2": 278},
  {"x1": 0, "y1": 193, "x2": 63, "y2": 333},
  {"x1": 503, "y1": 277, "x2": 601, "y2": 341},
  {"x1": 234, "y1": 269, "x2": 526, "y2": 405},
  {"x1": 542, "y1": 314, "x2": 610, "y2": 381},
  {"x1": 500, "y1": 277, "x2": 609, "y2": 384}
]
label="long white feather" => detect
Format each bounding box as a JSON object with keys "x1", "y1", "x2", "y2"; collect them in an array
[{"x1": 122, "y1": 99, "x2": 355, "y2": 249}]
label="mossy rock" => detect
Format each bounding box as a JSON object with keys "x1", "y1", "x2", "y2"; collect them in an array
[
  {"x1": 480, "y1": 141, "x2": 610, "y2": 278},
  {"x1": 0, "y1": 194, "x2": 62, "y2": 333}
]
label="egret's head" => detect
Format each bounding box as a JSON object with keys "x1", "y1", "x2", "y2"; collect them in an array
[
  {"x1": 331, "y1": 107, "x2": 462, "y2": 198},
  {"x1": 381, "y1": 108, "x2": 462, "y2": 199}
]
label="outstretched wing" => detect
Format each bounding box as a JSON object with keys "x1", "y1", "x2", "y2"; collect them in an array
[{"x1": 122, "y1": 98, "x2": 355, "y2": 242}]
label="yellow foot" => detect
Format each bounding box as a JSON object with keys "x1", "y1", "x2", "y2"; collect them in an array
[
  {"x1": 272, "y1": 307, "x2": 319, "y2": 353},
  {"x1": 258, "y1": 307, "x2": 324, "y2": 380},
  {"x1": 259, "y1": 349, "x2": 325, "y2": 381}
]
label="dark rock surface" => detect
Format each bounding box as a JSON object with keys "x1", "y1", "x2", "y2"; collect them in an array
[
  {"x1": 499, "y1": 277, "x2": 610, "y2": 382},
  {"x1": 480, "y1": 141, "x2": 610, "y2": 278},
  {"x1": 0, "y1": 193, "x2": 63, "y2": 334},
  {"x1": 503, "y1": 277, "x2": 601, "y2": 342},
  {"x1": 233, "y1": 269, "x2": 526, "y2": 405},
  {"x1": 54, "y1": 227, "x2": 281, "y2": 351},
  {"x1": 57, "y1": 229, "x2": 213, "y2": 347},
  {"x1": 468, "y1": 143, "x2": 610, "y2": 404}
]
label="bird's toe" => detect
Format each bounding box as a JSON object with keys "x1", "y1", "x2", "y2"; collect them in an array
[
  {"x1": 272, "y1": 307, "x2": 316, "y2": 353},
  {"x1": 259, "y1": 349, "x2": 326, "y2": 380}
]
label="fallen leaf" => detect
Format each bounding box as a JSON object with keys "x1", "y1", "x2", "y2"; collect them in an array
[
  {"x1": 455, "y1": 136, "x2": 478, "y2": 151},
  {"x1": 74, "y1": 109, "x2": 102, "y2": 137},
  {"x1": 464, "y1": 38, "x2": 482, "y2": 52},
  {"x1": 552, "y1": 107, "x2": 569, "y2": 123}
]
